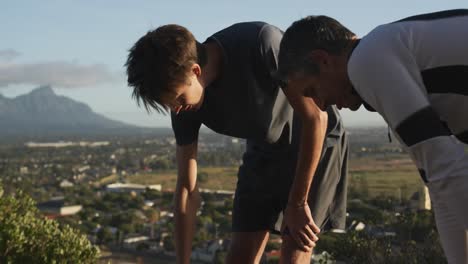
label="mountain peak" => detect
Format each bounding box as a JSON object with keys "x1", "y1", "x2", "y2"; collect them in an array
[
  {"x1": 1, "y1": 86, "x2": 140, "y2": 138},
  {"x1": 29, "y1": 86, "x2": 55, "y2": 97}
]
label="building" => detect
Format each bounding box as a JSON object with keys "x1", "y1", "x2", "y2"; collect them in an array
[
  {"x1": 25, "y1": 141, "x2": 110, "y2": 148},
  {"x1": 19, "y1": 166, "x2": 29, "y2": 174},
  {"x1": 123, "y1": 235, "x2": 150, "y2": 244},
  {"x1": 106, "y1": 183, "x2": 162, "y2": 193},
  {"x1": 191, "y1": 239, "x2": 229, "y2": 263},
  {"x1": 59, "y1": 179, "x2": 74, "y2": 188},
  {"x1": 37, "y1": 197, "x2": 82, "y2": 217}
]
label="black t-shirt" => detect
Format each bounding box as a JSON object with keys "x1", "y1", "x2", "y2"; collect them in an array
[{"x1": 171, "y1": 22, "x2": 293, "y2": 145}]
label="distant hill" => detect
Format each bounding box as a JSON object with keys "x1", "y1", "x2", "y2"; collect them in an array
[{"x1": 0, "y1": 86, "x2": 172, "y2": 140}]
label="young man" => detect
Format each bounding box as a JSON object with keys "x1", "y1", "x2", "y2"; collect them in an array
[
  {"x1": 277, "y1": 9, "x2": 468, "y2": 263},
  {"x1": 126, "y1": 22, "x2": 349, "y2": 263}
]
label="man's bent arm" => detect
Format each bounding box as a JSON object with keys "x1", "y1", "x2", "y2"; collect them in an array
[
  {"x1": 282, "y1": 85, "x2": 328, "y2": 209},
  {"x1": 289, "y1": 108, "x2": 327, "y2": 207},
  {"x1": 174, "y1": 142, "x2": 201, "y2": 264},
  {"x1": 282, "y1": 85, "x2": 328, "y2": 250}
]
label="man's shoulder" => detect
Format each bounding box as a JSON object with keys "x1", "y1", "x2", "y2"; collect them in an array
[
  {"x1": 257, "y1": 23, "x2": 283, "y2": 44},
  {"x1": 348, "y1": 24, "x2": 403, "y2": 79},
  {"x1": 208, "y1": 22, "x2": 283, "y2": 68},
  {"x1": 222, "y1": 21, "x2": 272, "y2": 32},
  {"x1": 210, "y1": 22, "x2": 281, "y2": 43},
  {"x1": 347, "y1": 24, "x2": 406, "y2": 106}
]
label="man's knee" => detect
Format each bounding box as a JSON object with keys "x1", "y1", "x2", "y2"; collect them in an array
[
  {"x1": 226, "y1": 231, "x2": 269, "y2": 264},
  {"x1": 280, "y1": 234, "x2": 313, "y2": 264}
]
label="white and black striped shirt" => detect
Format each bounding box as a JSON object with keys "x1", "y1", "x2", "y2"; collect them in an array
[{"x1": 348, "y1": 9, "x2": 468, "y2": 182}]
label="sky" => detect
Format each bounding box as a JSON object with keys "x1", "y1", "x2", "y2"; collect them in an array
[{"x1": 1, "y1": 1, "x2": 466, "y2": 128}]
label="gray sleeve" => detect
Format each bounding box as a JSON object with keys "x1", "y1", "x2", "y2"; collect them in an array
[
  {"x1": 171, "y1": 111, "x2": 202, "y2": 146},
  {"x1": 258, "y1": 24, "x2": 283, "y2": 77},
  {"x1": 258, "y1": 25, "x2": 296, "y2": 143}
]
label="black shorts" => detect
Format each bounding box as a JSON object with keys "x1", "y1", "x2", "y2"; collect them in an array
[
  {"x1": 232, "y1": 137, "x2": 296, "y2": 233},
  {"x1": 232, "y1": 108, "x2": 349, "y2": 233}
]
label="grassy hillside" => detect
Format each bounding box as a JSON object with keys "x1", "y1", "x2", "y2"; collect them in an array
[
  {"x1": 126, "y1": 155, "x2": 424, "y2": 199},
  {"x1": 126, "y1": 167, "x2": 238, "y2": 190}
]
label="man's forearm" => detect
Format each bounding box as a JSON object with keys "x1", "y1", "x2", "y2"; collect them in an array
[
  {"x1": 289, "y1": 115, "x2": 327, "y2": 206},
  {"x1": 174, "y1": 143, "x2": 200, "y2": 264},
  {"x1": 174, "y1": 187, "x2": 200, "y2": 264}
]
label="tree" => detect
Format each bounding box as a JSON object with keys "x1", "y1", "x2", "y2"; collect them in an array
[
  {"x1": 163, "y1": 235, "x2": 175, "y2": 252},
  {"x1": 143, "y1": 188, "x2": 161, "y2": 200},
  {"x1": 146, "y1": 208, "x2": 160, "y2": 239},
  {"x1": 316, "y1": 216, "x2": 447, "y2": 264},
  {"x1": 136, "y1": 242, "x2": 150, "y2": 251},
  {"x1": 214, "y1": 250, "x2": 227, "y2": 264},
  {"x1": 96, "y1": 227, "x2": 114, "y2": 245},
  {"x1": 0, "y1": 185, "x2": 99, "y2": 263}
]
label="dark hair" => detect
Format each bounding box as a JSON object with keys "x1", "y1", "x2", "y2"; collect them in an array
[
  {"x1": 277, "y1": 16, "x2": 355, "y2": 83},
  {"x1": 125, "y1": 24, "x2": 207, "y2": 113}
]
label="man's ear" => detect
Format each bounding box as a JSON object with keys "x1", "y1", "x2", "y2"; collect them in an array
[
  {"x1": 192, "y1": 64, "x2": 202, "y2": 77},
  {"x1": 309, "y1": 50, "x2": 332, "y2": 72}
]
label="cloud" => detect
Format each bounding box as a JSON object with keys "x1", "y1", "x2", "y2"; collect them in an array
[
  {"x1": 0, "y1": 60, "x2": 120, "y2": 88},
  {"x1": 0, "y1": 49, "x2": 21, "y2": 62}
]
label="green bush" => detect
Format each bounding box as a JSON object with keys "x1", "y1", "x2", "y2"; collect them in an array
[{"x1": 0, "y1": 186, "x2": 99, "y2": 264}]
